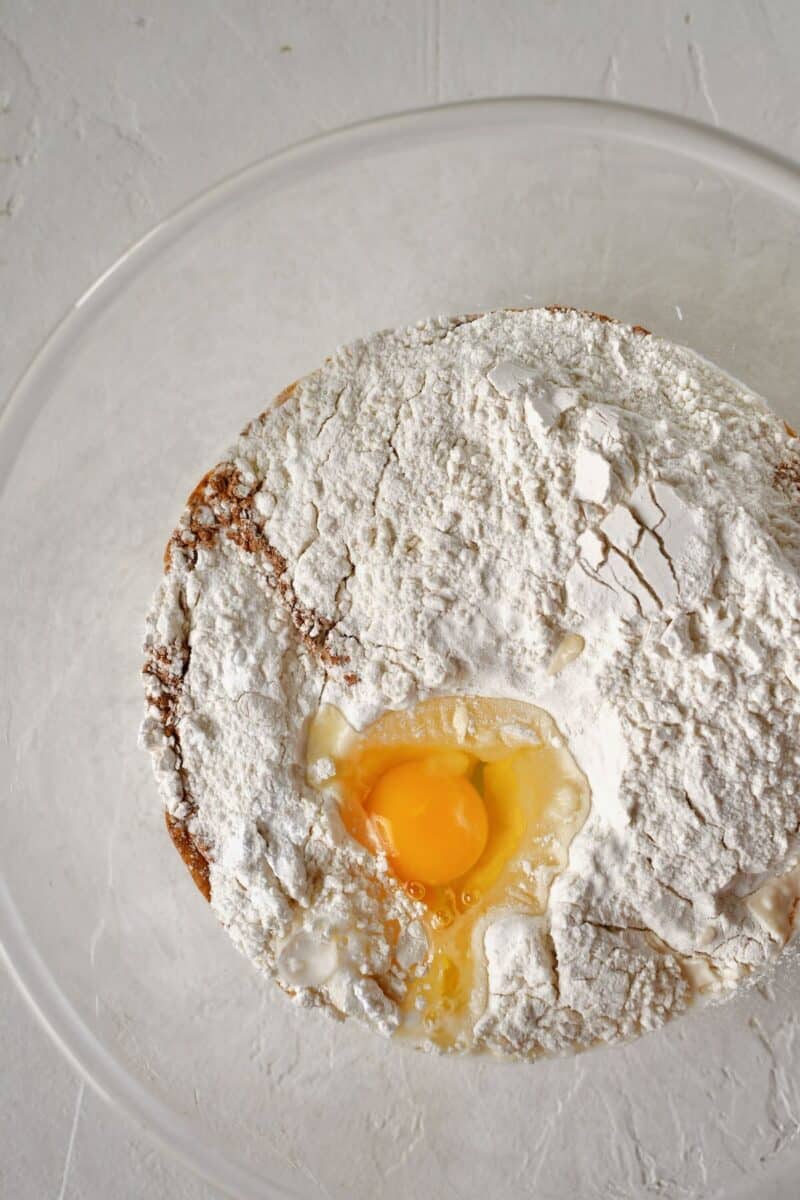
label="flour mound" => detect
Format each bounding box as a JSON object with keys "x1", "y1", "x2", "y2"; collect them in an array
[{"x1": 141, "y1": 307, "x2": 800, "y2": 1059}]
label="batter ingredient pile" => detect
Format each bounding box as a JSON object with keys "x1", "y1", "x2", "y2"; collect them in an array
[{"x1": 141, "y1": 307, "x2": 800, "y2": 1059}]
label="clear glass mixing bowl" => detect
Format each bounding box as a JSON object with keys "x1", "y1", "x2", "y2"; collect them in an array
[{"x1": 2, "y1": 99, "x2": 800, "y2": 1200}]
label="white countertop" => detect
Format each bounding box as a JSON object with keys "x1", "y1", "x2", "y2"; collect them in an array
[{"x1": 3, "y1": 3, "x2": 800, "y2": 1197}]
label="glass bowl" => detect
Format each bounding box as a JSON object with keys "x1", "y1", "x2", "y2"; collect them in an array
[{"x1": 2, "y1": 98, "x2": 800, "y2": 1200}]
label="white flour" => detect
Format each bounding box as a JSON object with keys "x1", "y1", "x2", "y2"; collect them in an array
[{"x1": 141, "y1": 307, "x2": 800, "y2": 1058}]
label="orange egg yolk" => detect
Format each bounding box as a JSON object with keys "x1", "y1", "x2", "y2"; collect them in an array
[{"x1": 365, "y1": 754, "x2": 489, "y2": 886}]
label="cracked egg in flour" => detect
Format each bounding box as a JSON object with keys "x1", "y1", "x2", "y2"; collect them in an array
[{"x1": 304, "y1": 696, "x2": 590, "y2": 1048}]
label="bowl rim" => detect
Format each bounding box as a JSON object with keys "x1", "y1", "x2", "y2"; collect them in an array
[{"x1": 3, "y1": 95, "x2": 800, "y2": 1200}]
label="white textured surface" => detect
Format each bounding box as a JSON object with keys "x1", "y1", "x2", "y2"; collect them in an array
[{"x1": 3, "y1": 2, "x2": 800, "y2": 1197}]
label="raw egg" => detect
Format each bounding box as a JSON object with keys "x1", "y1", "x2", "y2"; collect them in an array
[{"x1": 306, "y1": 695, "x2": 590, "y2": 1048}]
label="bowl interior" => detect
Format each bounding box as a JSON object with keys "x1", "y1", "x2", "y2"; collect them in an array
[{"x1": 2, "y1": 100, "x2": 800, "y2": 1199}]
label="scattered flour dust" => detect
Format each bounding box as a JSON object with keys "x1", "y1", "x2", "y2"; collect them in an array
[{"x1": 140, "y1": 307, "x2": 800, "y2": 1059}]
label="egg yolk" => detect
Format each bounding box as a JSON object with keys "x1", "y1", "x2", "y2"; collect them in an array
[
  {"x1": 305, "y1": 695, "x2": 590, "y2": 1050},
  {"x1": 366, "y1": 754, "x2": 489, "y2": 886}
]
